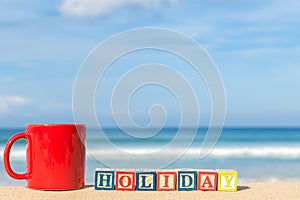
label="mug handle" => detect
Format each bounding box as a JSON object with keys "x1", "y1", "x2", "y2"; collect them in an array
[{"x1": 3, "y1": 132, "x2": 29, "y2": 179}]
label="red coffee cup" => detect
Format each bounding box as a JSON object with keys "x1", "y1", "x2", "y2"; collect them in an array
[{"x1": 3, "y1": 124, "x2": 86, "y2": 190}]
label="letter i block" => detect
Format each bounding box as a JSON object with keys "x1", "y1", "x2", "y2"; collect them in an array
[
  {"x1": 217, "y1": 169, "x2": 238, "y2": 192},
  {"x1": 95, "y1": 168, "x2": 115, "y2": 190},
  {"x1": 177, "y1": 169, "x2": 197, "y2": 191},
  {"x1": 197, "y1": 170, "x2": 217, "y2": 191},
  {"x1": 136, "y1": 170, "x2": 156, "y2": 191},
  {"x1": 115, "y1": 170, "x2": 136, "y2": 191},
  {"x1": 156, "y1": 170, "x2": 177, "y2": 191}
]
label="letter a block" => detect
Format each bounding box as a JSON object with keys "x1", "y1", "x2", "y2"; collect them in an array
[
  {"x1": 115, "y1": 170, "x2": 136, "y2": 191},
  {"x1": 177, "y1": 170, "x2": 197, "y2": 191},
  {"x1": 197, "y1": 170, "x2": 217, "y2": 191},
  {"x1": 136, "y1": 170, "x2": 156, "y2": 191},
  {"x1": 95, "y1": 168, "x2": 115, "y2": 190},
  {"x1": 156, "y1": 170, "x2": 177, "y2": 191},
  {"x1": 217, "y1": 169, "x2": 238, "y2": 192}
]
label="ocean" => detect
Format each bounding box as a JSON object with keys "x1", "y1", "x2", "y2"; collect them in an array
[{"x1": 1, "y1": 127, "x2": 300, "y2": 186}]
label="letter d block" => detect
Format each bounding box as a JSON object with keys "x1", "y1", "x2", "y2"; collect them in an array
[
  {"x1": 95, "y1": 169, "x2": 115, "y2": 190},
  {"x1": 156, "y1": 171, "x2": 177, "y2": 191},
  {"x1": 197, "y1": 170, "x2": 217, "y2": 191},
  {"x1": 115, "y1": 170, "x2": 136, "y2": 191},
  {"x1": 136, "y1": 170, "x2": 156, "y2": 191},
  {"x1": 177, "y1": 170, "x2": 197, "y2": 191},
  {"x1": 217, "y1": 169, "x2": 238, "y2": 192}
]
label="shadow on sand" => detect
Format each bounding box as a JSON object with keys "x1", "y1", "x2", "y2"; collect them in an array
[{"x1": 237, "y1": 185, "x2": 250, "y2": 191}]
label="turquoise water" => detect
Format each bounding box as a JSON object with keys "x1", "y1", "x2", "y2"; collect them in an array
[{"x1": 1, "y1": 128, "x2": 300, "y2": 185}]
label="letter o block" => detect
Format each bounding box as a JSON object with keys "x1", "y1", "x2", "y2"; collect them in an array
[{"x1": 115, "y1": 170, "x2": 136, "y2": 191}]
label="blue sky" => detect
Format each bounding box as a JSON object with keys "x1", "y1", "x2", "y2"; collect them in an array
[{"x1": 0, "y1": 0, "x2": 300, "y2": 127}]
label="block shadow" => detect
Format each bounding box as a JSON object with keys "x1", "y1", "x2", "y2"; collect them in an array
[{"x1": 237, "y1": 185, "x2": 250, "y2": 191}]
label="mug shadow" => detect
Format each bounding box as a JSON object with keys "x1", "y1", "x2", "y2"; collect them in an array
[{"x1": 84, "y1": 185, "x2": 94, "y2": 189}]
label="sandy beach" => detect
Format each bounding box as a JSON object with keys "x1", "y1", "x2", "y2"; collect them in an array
[{"x1": 0, "y1": 182, "x2": 299, "y2": 200}]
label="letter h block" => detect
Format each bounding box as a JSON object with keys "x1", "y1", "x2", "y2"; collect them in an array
[
  {"x1": 156, "y1": 170, "x2": 177, "y2": 191},
  {"x1": 217, "y1": 169, "x2": 238, "y2": 192},
  {"x1": 136, "y1": 170, "x2": 156, "y2": 191},
  {"x1": 95, "y1": 168, "x2": 115, "y2": 190},
  {"x1": 177, "y1": 169, "x2": 197, "y2": 191},
  {"x1": 115, "y1": 170, "x2": 136, "y2": 191},
  {"x1": 197, "y1": 170, "x2": 217, "y2": 191}
]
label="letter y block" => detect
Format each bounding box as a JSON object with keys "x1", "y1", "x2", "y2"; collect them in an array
[{"x1": 217, "y1": 169, "x2": 238, "y2": 192}]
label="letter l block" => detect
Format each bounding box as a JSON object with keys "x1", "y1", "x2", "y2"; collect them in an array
[{"x1": 136, "y1": 170, "x2": 156, "y2": 191}]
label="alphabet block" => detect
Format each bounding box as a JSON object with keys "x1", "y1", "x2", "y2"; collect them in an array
[
  {"x1": 197, "y1": 170, "x2": 217, "y2": 191},
  {"x1": 156, "y1": 170, "x2": 177, "y2": 191},
  {"x1": 177, "y1": 169, "x2": 197, "y2": 191},
  {"x1": 94, "y1": 168, "x2": 115, "y2": 190},
  {"x1": 136, "y1": 169, "x2": 157, "y2": 191},
  {"x1": 217, "y1": 169, "x2": 238, "y2": 192},
  {"x1": 115, "y1": 170, "x2": 136, "y2": 191}
]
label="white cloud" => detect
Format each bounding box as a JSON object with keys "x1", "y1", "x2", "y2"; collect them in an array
[
  {"x1": 60, "y1": 0, "x2": 178, "y2": 17},
  {"x1": 0, "y1": 95, "x2": 30, "y2": 114}
]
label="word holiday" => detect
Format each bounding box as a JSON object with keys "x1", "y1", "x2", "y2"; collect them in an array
[{"x1": 95, "y1": 168, "x2": 238, "y2": 192}]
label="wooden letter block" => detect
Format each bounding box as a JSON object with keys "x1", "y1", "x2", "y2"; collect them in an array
[
  {"x1": 115, "y1": 170, "x2": 136, "y2": 191},
  {"x1": 197, "y1": 170, "x2": 217, "y2": 191},
  {"x1": 156, "y1": 170, "x2": 177, "y2": 191},
  {"x1": 177, "y1": 169, "x2": 197, "y2": 191},
  {"x1": 95, "y1": 168, "x2": 115, "y2": 190},
  {"x1": 136, "y1": 170, "x2": 156, "y2": 191},
  {"x1": 217, "y1": 169, "x2": 238, "y2": 192}
]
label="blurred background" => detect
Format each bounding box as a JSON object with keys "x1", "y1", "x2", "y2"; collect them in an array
[{"x1": 1, "y1": 0, "x2": 300, "y2": 185}]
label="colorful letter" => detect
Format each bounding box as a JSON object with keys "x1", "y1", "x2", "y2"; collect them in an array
[
  {"x1": 197, "y1": 170, "x2": 217, "y2": 191},
  {"x1": 136, "y1": 171, "x2": 156, "y2": 191},
  {"x1": 177, "y1": 170, "x2": 197, "y2": 191},
  {"x1": 94, "y1": 169, "x2": 115, "y2": 190},
  {"x1": 156, "y1": 171, "x2": 177, "y2": 190},
  {"x1": 217, "y1": 169, "x2": 238, "y2": 192},
  {"x1": 115, "y1": 170, "x2": 135, "y2": 191}
]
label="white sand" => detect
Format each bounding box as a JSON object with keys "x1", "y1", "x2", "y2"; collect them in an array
[{"x1": 1, "y1": 182, "x2": 300, "y2": 200}]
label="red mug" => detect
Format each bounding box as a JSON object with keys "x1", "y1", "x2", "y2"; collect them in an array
[{"x1": 3, "y1": 124, "x2": 86, "y2": 190}]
